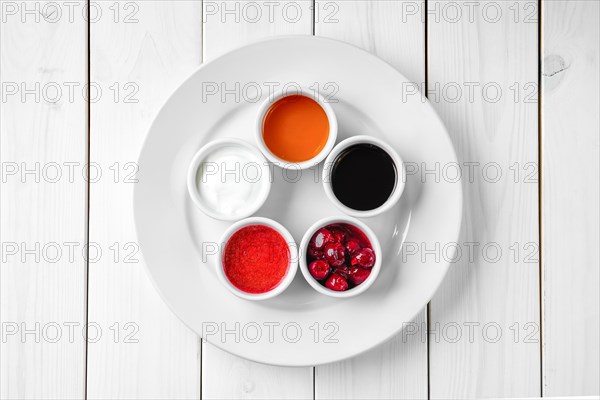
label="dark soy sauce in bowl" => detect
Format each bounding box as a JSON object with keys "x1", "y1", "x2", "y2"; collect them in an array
[{"x1": 330, "y1": 144, "x2": 397, "y2": 211}]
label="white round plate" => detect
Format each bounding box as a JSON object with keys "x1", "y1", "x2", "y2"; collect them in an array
[{"x1": 134, "y1": 36, "x2": 462, "y2": 366}]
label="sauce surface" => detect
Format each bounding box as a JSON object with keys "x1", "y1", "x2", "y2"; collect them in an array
[
  {"x1": 197, "y1": 145, "x2": 266, "y2": 218},
  {"x1": 331, "y1": 144, "x2": 397, "y2": 211},
  {"x1": 262, "y1": 95, "x2": 329, "y2": 162},
  {"x1": 222, "y1": 225, "x2": 290, "y2": 294}
]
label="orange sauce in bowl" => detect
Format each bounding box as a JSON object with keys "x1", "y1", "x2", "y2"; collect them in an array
[{"x1": 262, "y1": 95, "x2": 329, "y2": 162}]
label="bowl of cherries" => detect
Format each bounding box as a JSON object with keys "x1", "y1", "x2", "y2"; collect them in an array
[{"x1": 299, "y1": 216, "x2": 382, "y2": 298}]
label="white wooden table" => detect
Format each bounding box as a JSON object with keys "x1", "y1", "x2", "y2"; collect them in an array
[{"x1": 1, "y1": 1, "x2": 598, "y2": 398}]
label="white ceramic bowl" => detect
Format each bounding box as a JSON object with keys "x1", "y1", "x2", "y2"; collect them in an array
[
  {"x1": 299, "y1": 216, "x2": 381, "y2": 298},
  {"x1": 187, "y1": 138, "x2": 271, "y2": 221},
  {"x1": 322, "y1": 135, "x2": 406, "y2": 218},
  {"x1": 217, "y1": 217, "x2": 298, "y2": 301},
  {"x1": 255, "y1": 87, "x2": 338, "y2": 170}
]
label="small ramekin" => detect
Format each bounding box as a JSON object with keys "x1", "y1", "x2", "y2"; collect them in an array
[
  {"x1": 255, "y1": 87, "x2": 338, "y2": 170},
  {"x1": 322, "y1": 135, "x2": 406, "y2": 218},
  {"x1": 299, "y1": 216, "x2": 381, "y2": 298},
  {"x1": 187, "y1": 138, "x2": 271, "y2": 221},
  {"x1": 217, "y1": 217, "x2": 298, "y2": 301}
]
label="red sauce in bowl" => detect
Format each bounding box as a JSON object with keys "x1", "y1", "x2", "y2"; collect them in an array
[{"x1": 222, "y1": 225, "x2": 290, "y2": 294}]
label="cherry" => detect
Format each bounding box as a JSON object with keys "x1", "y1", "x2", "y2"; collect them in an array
[
  {"x1": 345, "y1": 239, "x2": 361, "y2": 255},
  {"x1": 347, "y1": 267, "x2": 371, "y2": 286},
  {"x1": 310, "y1": 228, "x2": 334, "y2": 251},
  {"x1": 308, "y1": 246, "x2": 324, "y2": 259},
  {"x1": 308, "y1": 260, "x2": 330, "y2": 280},
  {"x1": 329, "y1": 226, "x2": 347, "y2": 244},
  {"x1": 333, "y1": 265, "x2": 350, "y2": 279},
  {"x1": 332, "y1": 231, "x2": 346, "y2": 243},
  {"x1": 351, "y1": 248, "x2": 375, "y2": 268},
  {"x1": 325, "y1": 273, "x2": 348, "y2": 291},
  {"x1": 308, "y1": 223, "x2": 377, "y2": 291},
  {"x1": 324, "y1": 242, "x2": 346, "y2": 267}
]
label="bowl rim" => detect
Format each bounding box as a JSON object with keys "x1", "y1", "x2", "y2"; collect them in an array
[
  {"x1": 322, "y1": 135, "x2": 406, "y2": 218},
  {"x1": 298, "y1": 215, "x2": 382, "y2": 298},
  {"x1": 186, "y1": 138, "x2": 272, "y2": 221},
  {"x1": 217, "y1": 217, "x2": 299, "y2": 301},
  {"x1": 255, "y1": 87, "x2": 338, "y2": 170}
]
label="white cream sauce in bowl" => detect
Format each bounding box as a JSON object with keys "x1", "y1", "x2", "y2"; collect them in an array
[{"x1": 187, "y1": 138, "x2": 271, "y2": 221}]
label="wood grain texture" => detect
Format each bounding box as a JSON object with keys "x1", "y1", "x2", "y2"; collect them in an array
[
  {"x1": 315, "y1": 1, "x2": 428, "y2": 398},
  {"x1": 314, "y1": 311, "x2": 427, "y2": 400},
  {"x1": 202, "y1": 349, "x2": 313, "y2": 400},
  {"x1": 428, "y1": 1, "x2": 540, "y2": 398},
  {"x1": 3, "y1": 1, "x2": 598, "y2": 398},
  {"x1": 203, "y1": 0, "x2": 313, "y2": 60},
  {"x1": 542, "y1": 0, "x2": 600, "y2": 396},
  {"x1": 87, "y1": 2, "x2": 202, "y2": 399},
  {"x1": 0, "y1": 1, "x2": 87, "y2": 398},
  {"x1": 201, "y1": 2, "x2": 313, "y2": 399}
]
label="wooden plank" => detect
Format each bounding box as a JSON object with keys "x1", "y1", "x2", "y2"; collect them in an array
[
  {"x1": 0, "y1": 1, "x2": 87, "y2": 398},
  {"x1": 315, "y1": 1, "x2": 428, "y2": 399},
  {"x1": 201, "y1": 1, "x2": 313, "y2": 399},
  {"x1": 87, "y1": 2, "x2": 203, "y2": 398},
  {"x1": 542, "y1": 0, "x2": 600, "y2": 396},
  {"x1": 203, "y1": 0, "x2": 313, "y2": 60},
  {"x1": 202, "y1": 349, "x2": 313, "y2": 400},
  {"x1": 428, "y1": 1, "x2": 540, "y2": 398}
]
